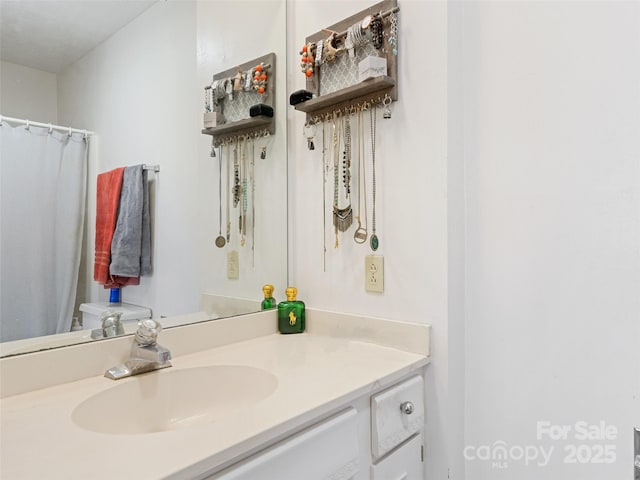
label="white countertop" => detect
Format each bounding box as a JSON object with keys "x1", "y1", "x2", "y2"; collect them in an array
[{"x1": 0, "y1": 310, "x2": 430, "y2": 479}]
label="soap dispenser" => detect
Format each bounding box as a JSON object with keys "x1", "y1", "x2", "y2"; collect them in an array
[
  {"x1": 261, "y1": 284, "x2": 277, "y2": 310},
  {"x1": 277, "y1": 287, "x2": 305, "y2": 334}
]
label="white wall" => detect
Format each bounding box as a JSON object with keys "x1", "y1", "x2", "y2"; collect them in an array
[
  {"x1": 289, "y1": 2, "x2": 639, "y2": 479},
  {"x1": 196, "y1": 0, "x2": 288, "y2": 304},
  {"x1": 0, "y1": 61, "x2": 58, "y2": 123},
  {"x1": 287, "y1": 1, "x2": 453, "y2": 478},
  {"x1": 57, "y1": 1, "x2": 201, "y2": 318},
  {"x1": 463, "y1": 2, "x2": 640, "y2": 479}
]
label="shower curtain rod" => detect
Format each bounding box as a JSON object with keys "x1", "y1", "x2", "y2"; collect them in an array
[{"x1": 0, "y1": 115, "x2": 95, "y2": 136}]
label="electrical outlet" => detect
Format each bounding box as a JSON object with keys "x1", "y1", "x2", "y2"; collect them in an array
[
  {"x1": 365, "y1": 255, "x2": 384, "y2": 293},
  {"x1": 227, "y1": 250, "x2": 239, "y2": 279}
]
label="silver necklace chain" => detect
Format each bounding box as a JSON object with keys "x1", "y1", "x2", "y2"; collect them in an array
[{"x1": 370, "y1": 106, "x2": 379, "y2": 251}]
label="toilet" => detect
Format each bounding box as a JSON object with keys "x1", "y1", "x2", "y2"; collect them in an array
[{"x1": 79, "y1": 302, "x2": 152, "y2": 331}]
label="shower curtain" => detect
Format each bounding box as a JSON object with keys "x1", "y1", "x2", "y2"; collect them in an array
[{"x1": 0, "y1": 122, "x2": 88, "y2": 342}]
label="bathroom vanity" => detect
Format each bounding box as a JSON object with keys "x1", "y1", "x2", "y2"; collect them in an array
[{"x1": 0, "y1": 309, "x2": 430, "y2": 479}]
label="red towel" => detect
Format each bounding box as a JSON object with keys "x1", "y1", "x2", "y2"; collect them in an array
[
  {"x1": 93, "y1": 167, "x2": 125, "y2": 285},
  {"x1": 105, "y1": 274, "x2": 140, "y2": 288}
]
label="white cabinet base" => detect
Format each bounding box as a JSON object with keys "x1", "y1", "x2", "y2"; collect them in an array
[
  {"x1": 371, "y1": 434, "x2": 423, "y2": 480},
  {"x1": 208, "y1": 408, "x2": 359, "y2": 480}
]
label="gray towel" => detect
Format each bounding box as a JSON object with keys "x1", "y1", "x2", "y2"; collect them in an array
[
  {"x1": 110, "y1": 165, "x2": 150, "y2": 277},
  {"x1": 140, "y1": 169, "x2": 152, "y2": 275}
]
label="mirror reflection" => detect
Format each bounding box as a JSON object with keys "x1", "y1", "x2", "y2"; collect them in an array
[{"x1": 0, "y1": 0, "x2": 288, "y2": 356}]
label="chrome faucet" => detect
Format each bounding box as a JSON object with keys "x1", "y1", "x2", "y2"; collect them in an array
[
  {"x1": 104, "y1": 319, "x2": 172, "y2": 380},
  {"x1": 90, "y1": 310, "x2": 125, "y2": 339}
]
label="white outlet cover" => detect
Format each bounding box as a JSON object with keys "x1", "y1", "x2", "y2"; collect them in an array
[
  {"x1": 365, "y1": 255, "x2": 384, "y2": 293},
  {"x1": 227, "y1": 250, "x2": 239, "y2": 280}
]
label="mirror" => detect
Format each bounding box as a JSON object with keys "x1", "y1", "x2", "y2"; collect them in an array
[{"x1": 0, "y1": 0, "x2": 288, "y2": 356}]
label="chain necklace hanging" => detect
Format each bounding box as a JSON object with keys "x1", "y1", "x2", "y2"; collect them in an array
[
  {"x1": 215, "y1": 145, "x2": 226, "y2": 248},
  {"x1": 226, "y1": 140, "x2": 232, "y2": 244},
  {"x1": 233, "y1": 139, "x2": 241, "y2": 208},
  {"x1": 250, "y1": 139, "x2": 256, "y2": 267},
  {"x1": 333, "y1": 113, "x2": 353, "y2": 246},
  {"x1": 322, "y1": 117, "x2": 328, "y2": 271},
  {"x1": 240, "y1": 137, "x2": 248, "y2": 246},
  {"x1": 354, "y1": 108, "x2": 368, "y2": 244},
  {"x1": 343, "y1": 112, "x2": 352, "y2": 195},
  {"x1": 370, "y1": 105, "x2": 380, "y2": 251},
  {"x1": 333, "y1": 113, "x2": 341, "y2": 247}
]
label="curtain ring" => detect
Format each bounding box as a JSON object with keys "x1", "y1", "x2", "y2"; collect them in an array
[
  {"x1": 48, "y1": 124, "x2": 53, "y2": 134},
  {"x1": 25, "y1": 120, "x2": 30, "y2": 130}
]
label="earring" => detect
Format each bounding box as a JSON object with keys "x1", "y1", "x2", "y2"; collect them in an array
[
  {"x1": 382, "y1": 94, "x2": 393, "y2": 119},
  {"x1": 303, "y1": 122, "x2": 317, "y2": 150}
]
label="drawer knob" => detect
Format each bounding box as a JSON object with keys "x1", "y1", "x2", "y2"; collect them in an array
[{"x1": 400, "y1": 401, "x2": 414, "y2": 415}]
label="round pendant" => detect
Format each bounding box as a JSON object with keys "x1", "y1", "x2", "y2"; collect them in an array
[
  {"x1": 354, "y1": 227, "x2": 368, "y2": 244},
  {"x1": 215, "y1": 235, "x2": 226, "y2": 248},
  {"x1": 370, "y1": 234, "x2": 379, "y2": 251},
  {"x1": 361, "y1": 14, "x2": 372, "y2": 30}
]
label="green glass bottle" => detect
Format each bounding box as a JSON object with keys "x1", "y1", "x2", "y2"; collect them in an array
[
  {"x1": 277, "y1": 287, "x2": 305, "y2": 334},
  {"x1": 261, "y1": 284, "x2": 277, "y2": 310}
]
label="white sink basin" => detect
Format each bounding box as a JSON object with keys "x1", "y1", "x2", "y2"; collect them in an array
[{"x1": 72, "y1": 365, "x2": 278, "y2": 434}]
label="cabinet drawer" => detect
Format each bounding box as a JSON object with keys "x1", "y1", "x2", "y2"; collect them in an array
[
  {"x1": 209, "y1": 408, "x2": 359, "y2": 480},
  {"x1": 371, "y1": 434, "x2": 423, "y2": 480},
  {"x1": 371, "y1": 375, "x2": 424, "y2": 460}
]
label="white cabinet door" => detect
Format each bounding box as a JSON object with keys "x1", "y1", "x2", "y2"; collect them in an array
[
  {"x1": 371, "y1": 434, "x2": 423, "y2": 480},
  {"x1": 371, "y1": 375, "x2": 424, "y2": 460},
  {"x1": 209, "y1": 408, "x2": 359, "y2": 480}
]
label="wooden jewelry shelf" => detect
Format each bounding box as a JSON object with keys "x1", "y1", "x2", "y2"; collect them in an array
[
  {"x1": 294, "y1": 76, "x2": 395, "y2": 115},
  {"x1": 202, "y1": 52, "x2": 276, "y2": 144},
  {"x1": 293, "y1": 0, "x2": 398, "y2": 120}
]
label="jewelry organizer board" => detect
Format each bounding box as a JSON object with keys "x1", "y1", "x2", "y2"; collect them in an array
[
  {"x1": 202, "y1": 52, "x2": 276, "y2": 144},
  {"x1": 297, "y1": 0, "x2": 398, "y2": 121}
]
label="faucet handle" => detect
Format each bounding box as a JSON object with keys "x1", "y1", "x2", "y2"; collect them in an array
[
  {"x1": 100, "y1": 311, "x2": 124, "y2": 338},
  {"x1": 135, "y1": 319, "x2": 162, "y2": 346}
]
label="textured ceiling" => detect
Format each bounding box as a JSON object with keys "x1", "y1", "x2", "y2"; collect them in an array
[{"x1": 1, "y1": 0, "x2": 156, "y2": 73}]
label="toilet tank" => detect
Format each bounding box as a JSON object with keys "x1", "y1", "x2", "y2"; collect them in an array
[{"x1": 79, "y1": 302, "x2": 152, "y2": 331}]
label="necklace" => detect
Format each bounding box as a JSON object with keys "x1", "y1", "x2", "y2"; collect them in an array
[
  {"x1": 343, "y1": 114, "x2": 352, "y2": 195},
  {"x1": 233, "y1": 139, "x2": 240, "y2": 208},
  {"x1": 322, "y1": 117, "x2": 328, "y2": 271},
  {"x1": 226, "y1": 140, "x2": 231, "y2": 244},
  {"x1": 370, "y1": 106, "x2": 379, "y2": 251},
  {"x1": 250, "y1": 139, "x2": 256, "y2": 266},
  {"x1": 354, "y1": 108, "x2": 368, "y2": 244},
  {"x1": 240, "y1": 137, "x2": 248, "y2": 246},
  {"x1": 333, "y1": 113, "x2": 353, "y2": 244},
  {"x1": 215, "y1": 144, "x2": 226, "y2": 248}
]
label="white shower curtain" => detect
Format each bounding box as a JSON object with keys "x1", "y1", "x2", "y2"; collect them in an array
[{"x1": 0, "y1": 122, "x2": 88, "y2": 342}]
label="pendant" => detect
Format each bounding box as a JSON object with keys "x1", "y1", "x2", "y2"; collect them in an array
[
  {"x1": 333, "y1": 205, "x2": 353, "y2": 232},
  {"x1": 370, "y1": 233, "x2": 379, "y2": 251},
  {"x1": 354, "y1": 227, "x2": 367, "y2": 244},
  {"x1": 353, "y1": 217, "x2": 367, "y2": 244},
  {"x1": 215, "y1": 235, "x2": 226, "y2": 248}
]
